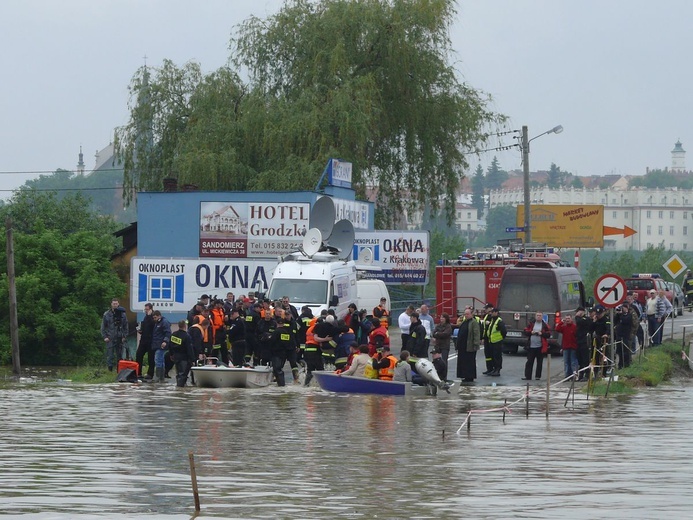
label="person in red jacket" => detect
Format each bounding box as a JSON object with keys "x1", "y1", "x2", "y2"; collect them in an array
[
  {"x1": 555, "y1": 313, "x2": 579, "y2": 379},
  {"x1": 367, "y1": 318, "x2": 390, "y2": 357}
]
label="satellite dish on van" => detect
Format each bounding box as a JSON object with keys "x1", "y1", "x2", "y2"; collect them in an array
[
  {"x1": 302, "y1": 228, "x2": 322, "y2": 257},
  {"x1": 360, "y1": 247, "x2": 374, "y2": 265},
  {"x1": 328, "y1": 219, "x2": 355, "y2": 261},
  {"x1": 310, "y1": 196, "x2": 336, "y2": 240}
]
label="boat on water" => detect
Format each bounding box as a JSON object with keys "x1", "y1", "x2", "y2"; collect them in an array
[
  {"x1": 311, "y1": 371, "x2": 440, "y2": 396},
  {"x1": 191, "y1": 365, "x2": 273, "y2": 389}
]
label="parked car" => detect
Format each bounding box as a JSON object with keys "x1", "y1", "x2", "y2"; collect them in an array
[
  {"x1": 666, "y1": 281, "x2": 684, "y2": 316},
  {"x1": 625, "y1": 274, "x2": 673, "y2": 308}
]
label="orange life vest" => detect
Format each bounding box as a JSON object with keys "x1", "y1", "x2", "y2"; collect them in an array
[{"x1": 378, "y1": 355, "x2": 397, "y2": 381}]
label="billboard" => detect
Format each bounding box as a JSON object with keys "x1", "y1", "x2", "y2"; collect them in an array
[
  {"x1": 199, "y1": 199, "x2": 371, "y2": 259},
  {"x1": 199, "y1": 202, "x2": 309, "y2": 258},
  {"x1": 131, "y1": 258, "x2": 276, "y2": 312},
  {"x1": 353, "y1": 231, "x2": 430, "y2": 285},
  {"x1": 327, "y1": 159, "x2": 353, "y2": 188},
  {"x1": 516, "y1": 204, "x2": 604, "y2": 248}
]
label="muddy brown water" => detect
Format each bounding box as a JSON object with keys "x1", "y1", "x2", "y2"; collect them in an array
[{"x1": 1, "y1": 375, "x2": 692, "y2": 519}]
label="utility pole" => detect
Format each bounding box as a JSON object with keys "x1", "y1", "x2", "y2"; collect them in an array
[
  {"x1": 7, "y1": 218, "x2": 20, "y2": 377},
  {"x1": 522, "y1": 126, "x2": 531, "y2": 244}
]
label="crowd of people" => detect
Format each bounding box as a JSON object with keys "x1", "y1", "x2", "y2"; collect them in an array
[{"x1": 104, "y1": 284, "x2": 677, "y2": 387}]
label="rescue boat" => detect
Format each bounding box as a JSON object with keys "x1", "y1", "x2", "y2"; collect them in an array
[{"x1": 191, "y1": 364, "x2": 273, "y2": 389}]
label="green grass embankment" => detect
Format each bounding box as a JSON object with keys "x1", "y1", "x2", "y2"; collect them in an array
[
  {"x1": 588, "y1": 340, "x2": 689, "y2": 396},
  {"x1": 55, "y1": 366, "x2": 116, "y2": 384}
]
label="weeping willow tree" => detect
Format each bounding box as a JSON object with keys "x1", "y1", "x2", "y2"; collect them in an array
[{"x1": 115, "y1": 0, "x2": 504, "y2": 226}]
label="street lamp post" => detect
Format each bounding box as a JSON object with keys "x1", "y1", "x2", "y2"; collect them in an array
[{"x1": 522, "y1": 124, "x2": 563, "y2": 244}]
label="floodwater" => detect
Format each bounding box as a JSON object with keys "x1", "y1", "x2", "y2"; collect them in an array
[{"x1": 1, "y1": 376, "x2": 693, "y2": 519}]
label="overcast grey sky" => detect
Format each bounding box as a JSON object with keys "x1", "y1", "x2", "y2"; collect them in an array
[{"x1": 1, "y1": 0, "x2": 690, "y2": 194}]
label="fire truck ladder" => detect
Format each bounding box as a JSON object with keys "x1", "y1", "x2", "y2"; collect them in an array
[{"x1": 440, "y1": 267, "x2": 455, "y2": 313}]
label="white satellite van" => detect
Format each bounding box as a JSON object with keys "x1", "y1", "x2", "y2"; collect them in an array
[
  {"x1": 268, "y1": 256, "x2": 357, "y2": 319},
  {"x1": 266, "y1": 196, "x2": 359, "y2": 319}
]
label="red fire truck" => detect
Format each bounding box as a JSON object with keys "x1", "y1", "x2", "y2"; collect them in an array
[{"x1": 435, "y1": 244, "x2": 563, "y2": 318}]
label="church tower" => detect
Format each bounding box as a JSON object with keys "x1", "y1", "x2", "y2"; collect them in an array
[
  {"x1": 76, "y1": 145, "x2": 85, "y2": 175},
  {"x1": 672, "y1": 139, "x2": 686, "y2": 172}
]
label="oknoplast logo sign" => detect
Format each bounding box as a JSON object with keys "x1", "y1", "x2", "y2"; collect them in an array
[{"x1": 131, "y1": 258, "x2": 276, "y2": 312}]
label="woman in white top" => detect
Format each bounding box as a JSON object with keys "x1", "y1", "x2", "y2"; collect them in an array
[{"x1": 340, "y1": 345, "x2": 372, "y2": 378}]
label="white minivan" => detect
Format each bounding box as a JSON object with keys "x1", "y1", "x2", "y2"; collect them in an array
[
  {"x1": 356, "y1": 279, "x2": 390, "y2": 317},
  {"x1": 267, "y1": 255, "x2": 358, "y2": 319}
]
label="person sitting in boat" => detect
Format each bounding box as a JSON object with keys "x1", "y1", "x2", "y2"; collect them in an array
[
  {"x1": 393, "y1": 350, "x2": 413, "y2": 382},
  {"x1": 339, "y1": 344, "x2": 372, "y2": 378},
  {"x1": 367, "y1": 318, "x2": 390, "y2": 357},
  {"x1": 371, "y1": 345, "x2": 397, "y2": 381},
  {"x1": 339, "y1": 343, "x2": 361, "y2": 373}
]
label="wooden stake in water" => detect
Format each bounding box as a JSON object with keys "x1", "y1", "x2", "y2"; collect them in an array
[
  {"x1": 546, "y1": 351, "x2": 551, "y2": 419},
  {"x1": 188, "y1": 451, "x2": 200, "y2": 511}
]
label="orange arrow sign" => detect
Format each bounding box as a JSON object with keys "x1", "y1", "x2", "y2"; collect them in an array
[{"x1": 603, "y1": 225, "x2": 637, "y2": 238}]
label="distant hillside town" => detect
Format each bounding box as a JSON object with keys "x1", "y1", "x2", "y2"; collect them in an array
[{"x1": 394, "y1": 140, "x2": 691, "y2": 252}]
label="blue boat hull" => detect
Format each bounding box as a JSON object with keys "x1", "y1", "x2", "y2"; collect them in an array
[{"x1": 312, "y1": 371, "x2": 417, "y2": 396}]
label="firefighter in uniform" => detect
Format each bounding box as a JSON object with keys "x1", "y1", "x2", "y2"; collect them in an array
[
  {"x1": 269, "y1": 313, "x2": 297, "y2": 386},
  {"x1": 480, "y1": 303, "x2": 495, "y2": 375},
  {"x1": 373, "y1": 297, "x2": 390, "y2": 328},
  {"x1": 303, "y1": 317, "x2": 324, "y2": 387},
  {"x1": 484, "y1": 307, "x2": 506, "y2": 377},
  {"x1": 244, "y1": 301, "x2": 262, "y2": 364},
  {"x1": 684, "y1": 270, "x2": 693, "y2": 311},
  {"x1": 169, "y1": 320, "x2": 194, "y2": 387},
  {"x1": 226, "y1": 307, "x2": 246, "y2": 367}
]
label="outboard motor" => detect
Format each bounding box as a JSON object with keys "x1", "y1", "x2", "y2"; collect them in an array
[{"x1": 414, "y1": 358, "x2": 451, "y2": 394}]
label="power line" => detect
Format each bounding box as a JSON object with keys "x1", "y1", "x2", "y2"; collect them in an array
[
  {"x1": 0, "y1": 167, "x2": 127, "y2": 175},
  {"x1": 0, "y1": 187, "x2": 124, "y2": 193}
]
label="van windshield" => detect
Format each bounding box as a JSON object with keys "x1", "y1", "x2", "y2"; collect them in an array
[
  {"x1": 498, "y1": 279, "x2": 559, "y2": 312},
  {"x1": 625, "y1": 279, "x2": 654, "y2": 291},
  {"x1": 268, "y1": 279, "x2": 328, "y2": 305}
]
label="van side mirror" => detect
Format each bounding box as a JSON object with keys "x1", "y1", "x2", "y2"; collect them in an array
[{"x1": 330, "y1": 295, "x2": 339, "y2": 306}]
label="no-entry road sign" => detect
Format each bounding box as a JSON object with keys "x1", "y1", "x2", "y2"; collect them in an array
[{"x1": 593, "y1": 273, "x2": 627, "y2": 308}]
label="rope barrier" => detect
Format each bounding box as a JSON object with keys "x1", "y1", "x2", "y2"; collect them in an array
[{"x1": 453, "y1": 357, "x2": 622, "y2": 435}]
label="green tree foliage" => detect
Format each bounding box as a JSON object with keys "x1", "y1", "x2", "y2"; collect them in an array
[
  {"x1": 0, "y1": 191, "x2": 125, "y2": 365},
  {"x1": 570, "y1": 176, "x2": 584, "y2": 189},
  {"x1": 547, "y1": 162, "x2": 564, "y2": 189},
  {"x1": 21, "y1": 170, "x2": 135, "y2": 224},
  {"x1": 474, "y1": 205, "x2": 516, "y2": 247},
  {"x1": 485, "y1": 156, "x2": 508, "y2": 191},
  {"x1": 471, "y1": 164, "x2": 485, "y2": 215},
  {"x1": 629, "y1": 169, "x2": 693, "y2": 189},
  {"x1": 426, "y1": 228, "x2": 466, "y2": 297},
  {"x1": 115, "y1": 0, "x2": 504, "y2": 226},
  {"x1": 578, "y1": 245, "x2": 693, "y2": 301}
]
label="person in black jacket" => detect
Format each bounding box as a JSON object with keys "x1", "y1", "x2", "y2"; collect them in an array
[
  {"x1": 407, "y1": 312, "x2": 428, "y2": 359},
  {"x1": 226, "y1": 308, "x2": 246, "y2": 367},
  {"x1": 574, "y1": 306, "x2": 592, "y2": 381},
  {"x1": 244, "y1": 302, "x2": 262, "y2": 364},
  {"x1": 256, "y1": 308, "x2": 277, "y2": 366},
  {"x1": 590, "y1": 305, "x2": 612, "y2": 376},
  {"x1": 169, "y1": 320, "x2": 194, "y2": 387},
  {"x1": 269, "y1": 314, "x2": 297, "y2": 386},
  {"x1": 135, "y1": 303, "x2": 155, "y2": 380}
]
